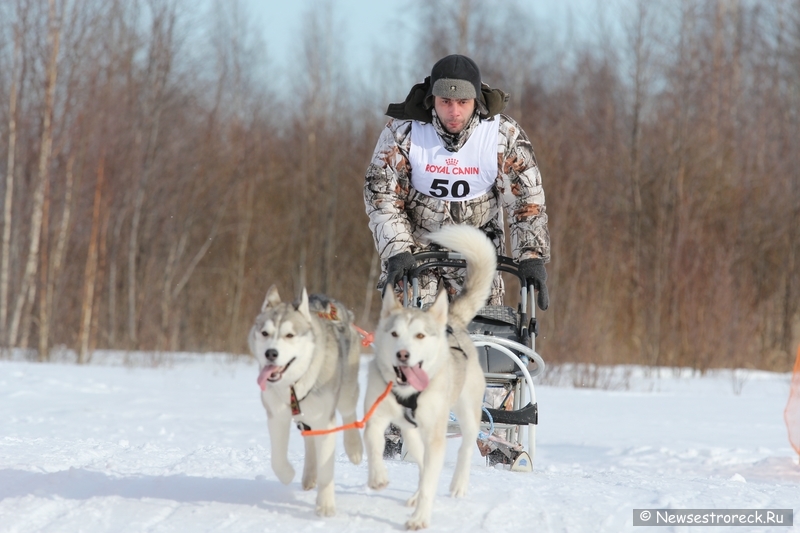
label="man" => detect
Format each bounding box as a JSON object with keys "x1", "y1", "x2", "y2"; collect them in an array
[{"x1": 364, "y1": 54, "x2": 550, "y2": 310}]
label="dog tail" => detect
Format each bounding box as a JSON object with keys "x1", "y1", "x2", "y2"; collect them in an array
[{"x1": 428, "y1": 224, "x2": 497, "y2": 325}]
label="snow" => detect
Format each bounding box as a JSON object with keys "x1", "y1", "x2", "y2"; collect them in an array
[{"x1": 1, "y1": 352, "x2": 797, "y2": 532}]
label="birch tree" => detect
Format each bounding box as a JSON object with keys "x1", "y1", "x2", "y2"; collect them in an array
[
  {"x1": 1, "y1": 17, "x2": 22, "y2": 346},
  {"x1": 8, "y1": 0, "x2": 61, "y2": 352}
]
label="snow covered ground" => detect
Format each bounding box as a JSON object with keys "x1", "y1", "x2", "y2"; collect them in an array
[{"x1": 1, "y1": 351, "x2": 797, "y2": 532}]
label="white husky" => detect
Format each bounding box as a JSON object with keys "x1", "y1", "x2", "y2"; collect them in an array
[
  {"x1": 249, "y1": 286, "x2": 363, "y2": 516},
  {"x1": 363, "y1": 225, "x2": 495, "y2": 530}
]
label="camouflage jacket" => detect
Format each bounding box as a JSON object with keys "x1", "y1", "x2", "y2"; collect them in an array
[{"x1": 364, "y1": 113, "x2": 550, "y2": 274}]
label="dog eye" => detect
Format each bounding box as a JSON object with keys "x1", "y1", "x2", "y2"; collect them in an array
[
  {"x1": 285, "y1": 333, "x2": 294, "y2": 339},
  {"x1": 415, "y1": 333, "x2": 425, "y2": 339},
  {"x1": 260, "y1": 331, "x2": 269, "y2": 337},
  {"x1": 391, "y1": 331, "x2": 398, "y2": 338}
]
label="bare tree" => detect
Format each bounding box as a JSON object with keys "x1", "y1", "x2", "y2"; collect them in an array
[
  {"x1": 127, "y1": 0, "x2": 176, "y2": 345},
  {"x1": 292, "y1": 0, "x2": 346, "y2": 294},
  {"x1": 78, "y1": 158, "x2": 104, "y2": 364},
  {"x1": 0, "y1": 0, "x2": 795, "y2": 371},
  {"x1": 1, "y1": 16, "x2": 22, "y2": 346},
  {"x1": 8, "y1": 0, "x2": 61, "y2": 352}
]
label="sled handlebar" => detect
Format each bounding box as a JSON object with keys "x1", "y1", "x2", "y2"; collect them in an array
[
  {"x1": 405, "y1": 251, "x2": 528, "y2": 286},
  {"x1": 399, "y1": 251, "x2": 538, "y2": 349}
]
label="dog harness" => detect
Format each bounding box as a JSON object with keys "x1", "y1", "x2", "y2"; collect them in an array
[
  {"x1": 316, "y1": 303, "x2": 340, "y2": 321},
  {"x1": 393, "y1": 390, "x2": 421, "y2": 427},
  {"x1": 447, "y1": 325, "x2": 468, "y2": 359},
  {"x1": 289, "y1": 386, "x2": 313, "y2": 431}
]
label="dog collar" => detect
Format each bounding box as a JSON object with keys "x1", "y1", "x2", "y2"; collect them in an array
[
  {"x1": 290, "y1": 385, "x2": 303, "y2": 416},
  {"x1": 290, "y1": 386, "x2": 315, "y2": 432}
]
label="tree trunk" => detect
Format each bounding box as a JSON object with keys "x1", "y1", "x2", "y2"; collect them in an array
[
  {"x1": 8, "y1": 0, "x2": 61, "y2": 348},
  {"x1": 228, "y1": 177, "x2": 254, "y2": 352},
  {"x1": 627, "y1": 0, "x2": 649, "y2": 361},
  {"x1": 1, "y1": 25, "x2": 22, "y2": 346},
  {"x1": 107, "y1": 214, "x2": 126, "y2": 348},
  {"x1": 45, "y1": 152, "x2": 76, "y2": 344},
  {"x1": 18, "y1": 284, "x2": 36, "y2": 350},
  {"x1": 89, "y1": 193, "x2": 110, "y2": 356},
  {"x1": 78, "y1": 159, "x2": 105, "y2": 364},
  {"x1": 127, "y1": 2, "x2": 175, "y2": 346},
  {"x1": 37, "y1": 176, "x2": 51, "y2": 361}
]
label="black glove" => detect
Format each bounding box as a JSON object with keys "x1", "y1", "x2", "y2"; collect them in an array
[
  {"x1": 518, "y1": 258, "x2": 549, "y2": 311},
  {"x1": 383, "y1": 251, "x2": 416, "y2": 295}
]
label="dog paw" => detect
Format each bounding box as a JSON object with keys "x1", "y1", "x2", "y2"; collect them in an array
[
  {"x1": 301, "y1": 460, "x2": 316, "y2": 491},
  {"x1": 405, "y1": 512, "x2": 430, "y2": 530},
  {"x1": 450, "y1": 476, "x2": 468, "y2": 497},
  {"x1": 347, "y1": 449, "x2": 363, "y2": 465},
  {"x1": 344, "y1": 433, "x2": 363, "y2": 465},
  {"x1": 301, "y1": 462, "x2": 316, "y2": 490},
  {"x1": 450, "y1": 482, "x2": 468, "y2": 498},
  {"x1": 272, "y1": 462, "x2": 295, "y2": 485},
  {"x1": 315, "y1": 502, "x2": 336, "y2": 517},
  {"x1": 316, "y1": 484, "x2": 336, "y2": 516},
  {"x1": 406, "y1": 490, "x2": 419, "y2": 507},
  {"x1": 367, "y1": 467, "x2": 389, "y2": 491},
  {"x1": 368, "y1": 478, "x2": 389, "y2": 491}
]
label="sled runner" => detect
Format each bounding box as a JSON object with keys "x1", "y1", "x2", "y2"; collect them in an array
[{"x1": 389, "y1": 250, "x2": 545, "y2": 471}]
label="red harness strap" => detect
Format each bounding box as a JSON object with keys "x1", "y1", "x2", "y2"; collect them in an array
[
  {"x1": 316, "y1": 303, "x2": 373, "y2": 347},
  {"x1": 316, "y1": 303, "x2": 340, "y2": 321}
]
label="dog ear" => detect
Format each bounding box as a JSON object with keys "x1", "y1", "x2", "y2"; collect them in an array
[
  {"x1": 262, "y1": 285, "x2": 281, "y2": 311},
  {"x1": 296, "y1": 288, "x2": 312, "y2": 321},
  {"x1": 428, "y1": 289, "x2": 449, "y2": 326},
  {"x1": 380, "y1": 287, "x2": 402, "y2": 318}
]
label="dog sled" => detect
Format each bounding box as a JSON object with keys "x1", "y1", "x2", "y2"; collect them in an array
[{"x1": 386, "y1": 250, "x2": 545, "y2": 472}]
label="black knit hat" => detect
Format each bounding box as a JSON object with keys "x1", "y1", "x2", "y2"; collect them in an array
[{"x1": 425, "y1": 54, "x2": 482, "y2": 103}]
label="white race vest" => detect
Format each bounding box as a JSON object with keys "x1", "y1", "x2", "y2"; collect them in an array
[{"x1": 409, "y1": 119, "x2": 499, "y2": 201}]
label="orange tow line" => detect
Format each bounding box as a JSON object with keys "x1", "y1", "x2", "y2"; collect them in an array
[
  {"x1": 300, "y1": 381, "x2": 393, "y2": 437},
  {"x1": 354, "y1": 325, "x2": 374, "y2": 347}
]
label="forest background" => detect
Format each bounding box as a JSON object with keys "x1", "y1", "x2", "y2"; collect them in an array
[{"x1": 0, "y1": 0, "x2": 798, "y2": 373}]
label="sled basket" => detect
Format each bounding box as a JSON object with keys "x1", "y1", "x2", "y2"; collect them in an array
[{"x1": 470, "y1": 305, "x2": 525, "y2": 373}]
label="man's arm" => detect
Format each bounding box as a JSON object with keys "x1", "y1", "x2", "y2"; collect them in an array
[
  {"x1": 363, "y1": 120, "x2": 417, "y2": 262},
  {"x1": 496, "y1": 115, "x2": 550, "y2": 263}
]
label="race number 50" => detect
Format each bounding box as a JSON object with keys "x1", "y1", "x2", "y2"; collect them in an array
[{"x1": 429, "y1": 178, "x2": 471, "y2": 199}]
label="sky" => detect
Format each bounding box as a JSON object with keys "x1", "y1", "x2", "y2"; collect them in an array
[
  {"x1": 2, "y1": 352, "x2": 798, "y2": 532},
  {"x1": 241, "y1": 0, "x2": 610, "y2": 96}
]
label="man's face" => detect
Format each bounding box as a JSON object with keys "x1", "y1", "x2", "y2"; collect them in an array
[{"x1": 433, "y1": 96, "x2": 475, "y2": 134}]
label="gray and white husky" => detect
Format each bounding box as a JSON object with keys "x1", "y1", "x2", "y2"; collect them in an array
[
  {"x1": 248, "y1": 286, "x2": 363, "y2": 516},
  {"x1": 363, "y1": 225, "x2": 494, "y2": 530}
]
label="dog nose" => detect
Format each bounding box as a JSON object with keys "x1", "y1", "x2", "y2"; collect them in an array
[
  {"x1": 265, "y1": 348, "x2": 278, "y2": 362},
  {"x1": 396, "y1": 349, "x2": 409, "y2": 362}
]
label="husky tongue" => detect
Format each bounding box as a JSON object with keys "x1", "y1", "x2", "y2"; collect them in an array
[
  {"x1": 257, "y1": 365, "x2": 281, "y2": 390},
  {"x1": 400, "y1": 364, "x2": 429, "y2": 392}
]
